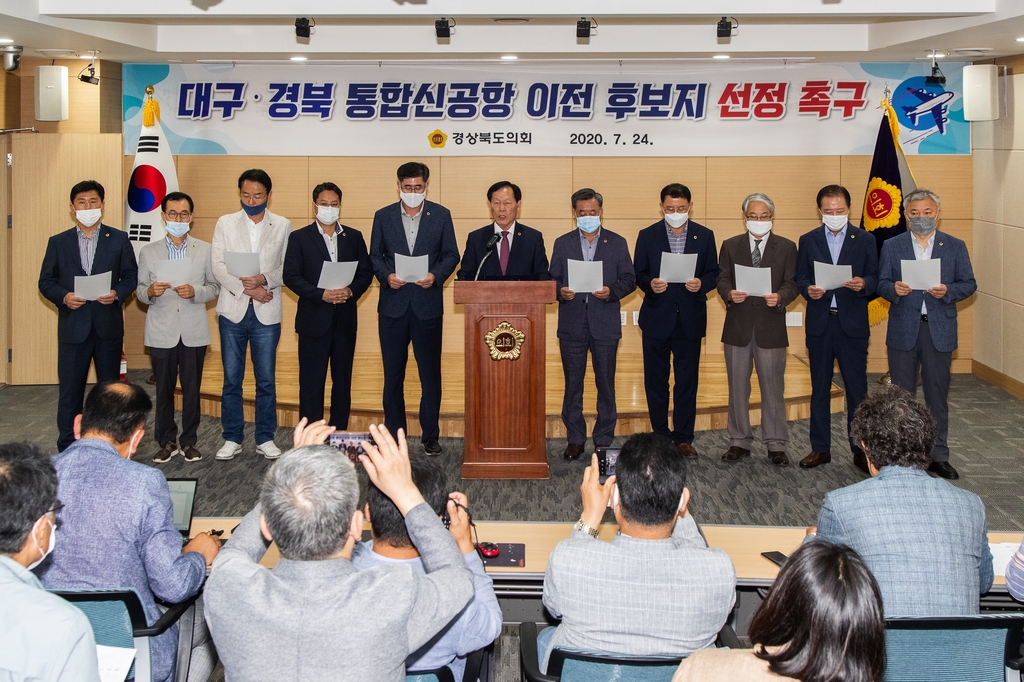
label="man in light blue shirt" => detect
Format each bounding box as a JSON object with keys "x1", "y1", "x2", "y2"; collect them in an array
[
  {"x1": 0, "y1": 442, "x2": 100, "y2": 682},
  {"x1": 351, "y1": 454, "x2": 502, "y2": 678}
]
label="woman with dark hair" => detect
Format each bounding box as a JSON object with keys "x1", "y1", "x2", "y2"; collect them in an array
[{"x1": 672, "y1": 541, "x2": 886, "y2": 682}]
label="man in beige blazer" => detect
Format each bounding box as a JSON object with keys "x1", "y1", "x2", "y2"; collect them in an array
[
  {"x1": 137, "y1": 192, "x2": 220, "y2": 463},
  {"x1": 210, "y1": 169, "x2": 292, "y2": 461}
]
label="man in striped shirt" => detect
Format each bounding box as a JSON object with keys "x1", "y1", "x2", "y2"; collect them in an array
[{"x1": 1007, "y1": 540, "x2": 1024, "y2": 601}]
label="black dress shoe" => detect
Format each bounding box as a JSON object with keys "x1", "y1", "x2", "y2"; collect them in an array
[
  {"x1": 721, "y1": 446, "x2": 750, "y2": 462},
  {"x1": 423, "y1": 439, "x2": 442, "y2": 456},
  {"x1": 853, "y1": 450, "x2": 870, "y2": 474},
  {"x1": 769, "y1": 451, "x2": 789, "y2": 467},
  {"x1": 799, "y1": 451, "x2": 831, "y2": 469},
  {"x1": 928, "y1": 461, "x2": 959, "y2": 480},
  {"x1": 563, "y1": 443, "x2": 584, "y2": 461}
]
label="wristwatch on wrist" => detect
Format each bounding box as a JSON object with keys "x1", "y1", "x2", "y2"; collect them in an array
[{"x1": 574, "y1": 518, "x2": 600, "y2": 539}]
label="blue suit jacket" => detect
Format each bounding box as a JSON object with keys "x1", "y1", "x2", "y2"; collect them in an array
[
  {"x1": 369, "y1": 201, "x2": 460, "y2": 320},
  {"x1": 283, "y1": 223, "x2": 374, "y2": 337},
  {"x1": 813, "y1": 466, "x2": 994, "y2": 616},
  {"x1": 634, "y1": 220, "x2": 718, "y2": 341},
  {"x1": 456, "y1": 222, "x2": 550, "y2": 280},
  {"x1": 549, "y1": 228, "x2": 636, "y2": 341},
  {"x1": 37, "y1": 225, "x2": 139, "y2": 344},
  {"x1": 796, "y1": 224, "x2": 878, "y2": 338},
  {"x1": 877, "y1": 230, "x2": 976, "y2": 353}
]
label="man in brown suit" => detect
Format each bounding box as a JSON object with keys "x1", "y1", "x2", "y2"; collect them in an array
[{"x1": 717, "y1": 193, "x2": 798, "y2": 466}]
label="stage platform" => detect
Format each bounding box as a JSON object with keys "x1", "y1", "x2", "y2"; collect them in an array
[{"x1": 178, "y1": 352, "x2": 844, "y2": 438}]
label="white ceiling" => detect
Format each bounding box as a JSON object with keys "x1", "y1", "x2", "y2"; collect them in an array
[{"x1": 2, "y1": 0, "x2": 1024, "y2": 64}]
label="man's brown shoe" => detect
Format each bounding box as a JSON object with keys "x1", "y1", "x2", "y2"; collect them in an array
[
  {"x1": 182, "y1": 446, "x2": 203, "y2": 462},
  {"x1": 769, "y1": 451, "x2": 790, "y2": 466},
  {"x1": 153, "y1": 442, "x2": 178, "y2": 463},
  {"x1": 799, "y1": 451, "x2": 831, "y2": 469},
  {"x1": 678, "y1": 442, "x2": 699, "y2": 458},
  {"x1": 721, "y1": 446, "x2": 750, "y2": 462},
  {"x1": 563, "y1": 443, "x2": 584, "y2": 461}
]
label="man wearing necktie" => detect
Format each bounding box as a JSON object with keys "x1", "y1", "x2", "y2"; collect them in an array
[
  {"x1": 717, "y1": 193, "x2": 798, "y2": 467},
  {"x1": 796, "y1": 185, "x2": 878, "y2": 473},
  {"x1": 457, "y1": 181, "x2": 549, "y2": 281}
]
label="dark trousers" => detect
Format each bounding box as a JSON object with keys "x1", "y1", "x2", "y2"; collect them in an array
[
  {"x1": 641, "y1": 315, "x2": 702, "y2": 445},
  {"x1": 559, "y1": 326, "x2": 619, "y2": 446},
  {"x1": 888, "y1": 319, "x2": 952, "y2": 462},
  {"x1": 806, "y1": 314, "x2": 869, "y2": 454},
  {"x1": 379, "y1": 311, "x2": 443, "y2": 441},
  {"x1": 298, "y1": 309, "x2": 357, "y2": 429},
  {"x1": 150, "y1": 341, "x2": 207, "y2": 448},
  {"x1": 56, "y1": 327, "x2": 122, "y2": 452}
]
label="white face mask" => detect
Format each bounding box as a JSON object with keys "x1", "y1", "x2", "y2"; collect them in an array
[
  {"x1": 822, "y1": 214, "x2": 848, "y2": 232},
  {"x1": 27, "y1": 516, "x2": 55, "y2": 571},
  {"x1": 746, "y1": 220, "x2": 772, "y2": 237},
  {"x1": 664, "y1": 212, "x2": 688, "y2": 229},
  {"x1": 400, "y1": 192, "x2": 426, "y2": 209},
  {"x1": 316, "y1": 206, "x2": 340, "y2": 225},
  {"x1": 76, "y1": 208, "x2": 102, "y2": 228}
]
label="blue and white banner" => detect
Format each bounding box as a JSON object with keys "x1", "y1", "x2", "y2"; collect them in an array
[{"x1": 123, "y1": 61, "x2": 970, "y2": 157}]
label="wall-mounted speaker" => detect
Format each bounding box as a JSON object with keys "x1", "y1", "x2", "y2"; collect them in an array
[
  {"x1": 35, "y1": 65, "x2": 69, "y2": 121},
  {"x1": 962, "y1": 64, "x2": 1002, "y2": 121}
]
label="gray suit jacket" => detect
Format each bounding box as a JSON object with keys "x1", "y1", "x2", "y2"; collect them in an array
[
  {"x1": 813, "y1": 466, "x2": 994, "y2": 616},
  {"x1": 205, "y1": 503, "x2": 474, "y2": 682},
  {"x1": 542, "y1": 515, "x2": 736, "y2": 671},
  {"x1": 136, "y1": 238, "x2": 219, "y2": 348}
]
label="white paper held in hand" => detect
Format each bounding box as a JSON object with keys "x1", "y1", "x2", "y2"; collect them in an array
[
  {"x1": 153, "y1": 258, "x2": 192, "y2": 288},
  {"x1": 989, "y1": 542, "x2": 1020, "y2": 577},
  {"x1": 224, "y1": 252, "x2": 261, "y2": 278},
  {"x1": 900, "y1": 258, "x2": 941, "y2": 290},
  {"x1": 734, "y1": 264, "x2": 773, "y2": 297},
  {"x1": 395, "y1": 254, "x2": 429, "y2": 282},
  {"x1": 813, "y1": 261, "x2": 852, "y2": 291},
  {"x1": 96, "y1": 644, "x2": 136, "y2": 682},
  {"x1": 660, "y1": 252, "x2": 697, "y2": 283},
  {"x1": 74, "y1": 271, "x2": 112, "y2": 301},
  {"x1": 567, "y1": 259, "x2": 604, "y2": 293},
  {"x1": 318, "y1": 261, "x2": 358, "y2": 290}
]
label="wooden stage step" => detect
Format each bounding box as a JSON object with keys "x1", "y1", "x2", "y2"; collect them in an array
[{"x1": 177, "y1": 352, "x2": 844, "y2": 438}]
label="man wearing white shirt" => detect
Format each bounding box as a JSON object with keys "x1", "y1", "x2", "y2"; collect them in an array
[{"x1": 210, "y1": 169, "x2": 292, "y2": 461}]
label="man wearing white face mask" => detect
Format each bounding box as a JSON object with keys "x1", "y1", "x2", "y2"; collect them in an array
[
  {"x1": 717, "y1": 193, "x2": 799, "y2": 467},
  {"x1": 39, "y1": 180, "x2": 139, "y2": 452},
  {"x1": 284, "y1": 181, "x2": 374, "y2": 429},
  {"x1": 38, "y1": 381, "x2": 222, "y2": 682},
  {"x1": 877, "y1": 189, "x2": 977, "y2": 480},
  {"x1": 137, "y1": 192, "x2": 220, "y2": 464},
  {"x1": 0, "y1": 442, "x2": 101, "y2": 682}
]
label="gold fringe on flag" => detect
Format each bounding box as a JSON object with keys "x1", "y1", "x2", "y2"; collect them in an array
[
  {"x1": 868, "y1": 297, "x2": 890, "y2": 327},
  {"x1": 142, "y1": 85, "x2": 160, "y2": 127}
]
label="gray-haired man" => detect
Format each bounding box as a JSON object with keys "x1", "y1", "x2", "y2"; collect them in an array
[{"x1": 204, "y1": 421, "x2": 475, "y2": 681}]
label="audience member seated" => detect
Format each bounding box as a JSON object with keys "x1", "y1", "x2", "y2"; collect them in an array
[
  {"x1": 672, "y1": 541, "x2": 886, "y2": 682},
  {"x1": 204, "y1": 422, "x2": 475, "y2": 681},
  {"x1": 0, "y1": 442, "x2": 101, "y2": 682},
  {"x1": 1008, "y1": 539, "x2": 1024, "y2": 602},
  {"x1": 37, "y1": 382, "x2": 222, "y2": 682},
  {"x1": 352, "y1": 453, "x2": 502, "y2": 678},
  {"x1": 807, "y1": 385, "x2": 994, "y2": 615},
  {"x1": 541, "y1": 432, "x2": 737, "y2": 672}
]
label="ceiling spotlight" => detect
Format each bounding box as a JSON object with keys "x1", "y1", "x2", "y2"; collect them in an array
[
  {"x1": 295, "y1": 18, "x2": 314, "y2": 39},
  {"x1": 713, "y1": 54, "x2": 731, "y2": 59},
  {"x1": 717, "y1": 17, "x2": 738, "y2": 39},
  {"x1": 78, "y1": 51, "x2": 99, "y2": 85},
  {"x1": 1017, "y1": 37, "x2": 1024, "y2": 42},
  {"x1": 501, "y1": 55, "x2": 518, "y2": 60},
  {"x1": 0, "y1": 38, "x2": 14, "y2": 45},
  {"x1": 435, "y1": 18, "x2": 455, "y2": 39},
  {"x1": 290, "y1": 56, "x2": 307, "y2": 61},
  {"x1": 577, "y1": 17, "x2": 596, "y2": 39},
  {"x1": 925, "y1": 54, "x2": 946, "y2": 86}
]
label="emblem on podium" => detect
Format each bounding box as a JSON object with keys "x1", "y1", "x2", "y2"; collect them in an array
[{"x1": 484, "y1": 321, "x2": 525, "y2": 361}]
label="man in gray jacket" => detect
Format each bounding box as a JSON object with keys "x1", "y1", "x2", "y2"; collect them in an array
[{"x1": 204, "y1": 422, "x2": 475, "y2": 682}]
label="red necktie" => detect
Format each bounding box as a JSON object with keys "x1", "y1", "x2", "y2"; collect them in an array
[{"x1": 499, "y1": 230, "x2": 510, "y2": 275}]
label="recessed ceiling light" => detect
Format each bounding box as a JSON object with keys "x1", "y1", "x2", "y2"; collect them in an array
[
  {"x1": 493, "y1": 18, "x2": 530, "y2": 23},
  {"x1": 1017, "y1": 37, "x2": 1024, "y2": 42},
  {"x1": 0, "y1": 38, "x2": 14, "y2": 45},
  {"x1": 290, "y1": 56, "x2": 307, "y2": 61},
  {"x1": 167, "y1": 59, "x2": 183, "y2": 63},
  {"x1": 35, "y1": 48, "x2": 77, "y2": 57},
  {"x1": 713, "y1": 54, "x2": 730, "y2": 59},
  {"x1": 501, "y1": 55, "x2": 518, "y2": 60}
]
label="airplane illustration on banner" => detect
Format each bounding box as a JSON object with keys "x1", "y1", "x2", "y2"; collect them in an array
[{"x1": 900, "y1": 88, "x2": 955, "y2": 134}]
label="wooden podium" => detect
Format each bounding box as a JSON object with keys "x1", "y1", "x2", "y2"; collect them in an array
[{"x1": 453, "y1": 280, "x2": 557, "y2": 479}]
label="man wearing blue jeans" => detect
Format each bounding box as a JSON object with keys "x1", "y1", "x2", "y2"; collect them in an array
[{"x1": 210, "y1": 169, "x2": 292, "y2": 460}]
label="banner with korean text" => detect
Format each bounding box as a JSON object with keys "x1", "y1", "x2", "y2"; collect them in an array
[{"x1": 122, "y1": 61, "x2": 969, "y2": 157}]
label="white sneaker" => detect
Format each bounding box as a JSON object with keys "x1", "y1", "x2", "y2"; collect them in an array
[
  {"x1": 257, "y1": 440, "x2": 282, "y2": 460},
  {"x1": 215, "y1": 441, "x2": 242, "y2": 461}
]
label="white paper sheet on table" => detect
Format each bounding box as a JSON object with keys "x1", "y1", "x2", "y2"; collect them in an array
[
  {"x1": 224, "y1": 252, "x2": 261, "y2": 278},
  {"x1": 74, "y1": 271, "x2": 111, "y2": 301},
  {"x1": 153, "y1": 258, "x2": 193, "y2": 288},
  {"x1": 395, "y1": 254, "x2": 429, "y2": 282},
  {"x1": 813, "y1": 261, "x2": 852, "y2": 291},
  {"x1": 660, "y1": 252, "x2": 697, "y2": 283},
  {"x1": 96, "y1": 644, "x2": 136, "y2": 682},
  {"x1": 900, "y1": 258, "x2": 941, "y2": 290},
  {"x1": 990, "y1": 542, "x2": 1020, "y2": 577},
  {"x1": 317, "y1": 261, "x2": 358, "y2": 290},
  {"x1": 734, "y1": 264, "x2": 773, "y2": 297},
  {"x1": 567, "y1": 259, "x2": 604, "y2": 293}
]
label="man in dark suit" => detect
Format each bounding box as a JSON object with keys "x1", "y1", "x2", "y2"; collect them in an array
[
  {"x1": 38, "y1": 180, "x2": 138, "y2": 451},
  {"x1": 877, "y1": 188, "x2": 976, "y2": 480},
  {"x1": 369, "y1": 162, "x2": 460, "y2": 456},
  {"x1": 634, "y1": 183, "x2": 718, "y2": 458},
  {"x1": 284, "y1": 181, "x2": 374, "y2": 429},
  {"x1": 457, "y1": 181, "x2": 549, "y2": 281},
  {"x1": 549, "y1": 188, "x2": 637, "y2": 460},
  {"x1": 796, "y1": 185, "x2": 878, "y2": 473},
  {"x1": 717, "y1": 192, "x2": 798, "y2": 466}
]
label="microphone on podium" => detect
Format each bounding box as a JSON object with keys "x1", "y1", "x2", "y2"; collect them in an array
[{"x1": 474, "y1": 234, "x2": 502, "y2": 281}]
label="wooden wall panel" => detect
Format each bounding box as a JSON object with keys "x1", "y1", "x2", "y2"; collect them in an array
[
  {"x1": 1, "y1": 71, "x2": 20, "y2": 129},
  {"x1": 0, "y1": 136, "x2": 9, "y2": 384},
  {"x1": 176, "y1": 156, "x2": 311, "y2": 221},
  {"x1": 440, "y1": 156, "x2": 572, "y2": 220},
  {"x1": 17, "y1": 59, "x2": 106, "y2": 134},
  {"x1": 571, "y1": 157, "x2": 708, "y2": 222},
  {"x1": 706, "y1": 156, "x2": 842, "y2": 220},
  {"x1": 307, "y1": 156, "x2": 442, "y2": 220}
]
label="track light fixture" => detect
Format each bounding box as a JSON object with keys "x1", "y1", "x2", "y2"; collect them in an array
[
  {"x1": 435, "y1": 18, "x2": 455, "y2": 39},
  {"x1": 717, "y1": 17, "x2": 739, "y2": 38},
  {"x1": 577, "y1": 17, "x2": 598, "y2": 39},
  {"x1": 925, "y1": 53, "x2": 946, "y2": 85},
  {"x1": 295, "y1": 18, "x2": 314, "y2": 39},
  {"x1": 78, "y1": 51, "x2": 98, "y2": 85}
]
